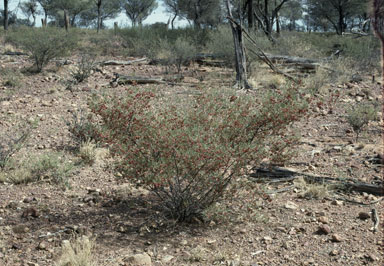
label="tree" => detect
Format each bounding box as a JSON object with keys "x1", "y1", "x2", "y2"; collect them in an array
[
  {"x1": 179, "y1": 0, "x2": 222, "y2": 28},
  {"x1": 163, "y1": 0, "x2": 180, "y2": 29},
  {"x1": 50, "y1": 0, "x2": 93, "y2": 27},
  {"x1": 280, "y1": 0, "x2": 303, "y2": 31},
  {"x1": 21, "y1": 0, "x2": 40, "y2": 26},
  {"x1": 254, "y1": 0, "x2": 290, "y2": 38},
  {"x1": 36, "y1": 0, "x2": 56, "y2": 26},
  {"x1": 306, "y1": 0, "x2": 368, "y2": 35},
  {"x1": 123, "y1": 0, "x2": 157, "y2": 26},
  {"x1": 79, "y1": 0, "x2": 122, "y2": 31},
  {"x1": 3, "y1": 0, "x2": 9, "y2": 30}
]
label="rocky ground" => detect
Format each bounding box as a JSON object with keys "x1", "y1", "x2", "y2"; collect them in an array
[{"x1": 0, "y1": 51, "x2": 383, "y2": 266}]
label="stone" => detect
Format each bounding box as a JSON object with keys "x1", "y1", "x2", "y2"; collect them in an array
[
  {"x1": 180, "y1": 240, "x2": 188, "y2": 246},
  {"x1": 161, "y1": 255, "x2": 175, "y2": 264},
  {"x1": 330, "y1": 250, "x2": 339, "y2": 256},
  {"x1": 284, "y1": 201, "x2": 298, "y2": 210},
  {"x1": 331, "y1": 234, "x2": 343, "y2": 242},
  {"x1": 12, "y1": 224, "x2": 29, "y2": 234},
  {"x1": 125, "y1": 253, "x2": 152, "y2": 266},
  {"x1": 37, "y1": 242, "x2": 47, "y2": 250},
  {"x1": 317, "y1": 224, "x2": 331, "y2": 235},
  {"x1": 358, "y1": 212, "x2": 370, "y2": 220},
  {"x1": 331, "y1": 200, "x2": 343, "y2": 206},
  {"x1": 318, "y1": 216, "x2": 329, "y2": 224},
  {"x1": 262, "y1": 236, "x2": 273, "y2": 243}
]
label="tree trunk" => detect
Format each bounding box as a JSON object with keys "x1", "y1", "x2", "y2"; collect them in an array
[
  {"x1": 264, "y1": 0, "x2": 270, "y2": 34},
  {"x1": 171, "y1": 13, "x2": 177, "y2": 29},
  {"x1": 4, "y1": 0, "x2": 8, "y2": 31},
  {"x1": 247, "y1": 0, "x2": 254, "y2": 28},
  {"x1": 97, "y1": 0, "x2": 102, "y2": 33},
  {"x1": 226, "y1": 0, "x2": 252, "y2": 90},
  {"x1": 64, "y1": 10, "x2": 69, "y2": 32},
  {"x1": 338, "y1": 5, "x2": 344, "y2": 35}
]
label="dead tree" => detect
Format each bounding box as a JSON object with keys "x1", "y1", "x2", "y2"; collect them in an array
[{"x1": 226, "y1": 0, "x2": 252, "y2": 90}]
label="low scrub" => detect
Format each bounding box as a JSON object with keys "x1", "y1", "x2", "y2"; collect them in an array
[
  {"x1": 346, "y1": 102, "x2": 378, "y2": 141},
  {"x1": 6, "y1": 27, "x2": 78, "y2": 72},
  {"x1": 90, "y1": 85, "x2": 309, "y2": 222},
  {"x1": 56, "y1": 236, "x2": 95, "y2": 266}
]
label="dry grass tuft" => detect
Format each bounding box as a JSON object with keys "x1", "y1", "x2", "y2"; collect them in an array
[
  {"x1": 79, "y1": 140, "x2": 97, "y2": 165},
  {"x1": 294, "y1": 177, "x2": 330, "y2": 199},
  {"x1": 56, "y1": 236, "x2": 96, "y2": 266}
]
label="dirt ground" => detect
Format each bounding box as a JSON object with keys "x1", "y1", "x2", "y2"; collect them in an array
[{"x1": 0, "y1": 51, "x2": 383, "y2": 266}]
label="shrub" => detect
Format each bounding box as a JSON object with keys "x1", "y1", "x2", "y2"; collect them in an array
[
  {"x1": 206, "y1": 26, "x2": 234, "y2": 67},
  {"x1": 70, "y1": 53, "x2": 97, "y2": 84},
  {"x1": 56, "y1": 236, "x2": 95, "y2": 266},
  {"x1": 346, "y1": 102, "x2": 377, "y2": 141},
  {"x1": 90, "y1": 85, "x2": 309, "y2": 222},
  {"x1": 6, "y1": 27, "x2": 78, "y2": 72},
  {"x1": 0, "y1": 67, "x2": 22, "y2": 88},
  {"x1": 66, "y1": 109, "x2": 102, "y2": 145},
  {"x1": 79, "y1": 140, "x2": 97, "y2": 165},
  {"x1": 0, "y1": 122, "x2": 32, "y2": 170}
]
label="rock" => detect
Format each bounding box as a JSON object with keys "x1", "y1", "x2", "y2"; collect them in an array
[
  {"x1": 262, "y1": 236, "x2": 273, "y2": 243},
  {"x1": 330, "y1": 249, "x2": 339, "y2": 256},
  {"x1": 26, "y1": 262, "x2": 39, "y2": 266},
  {"x1": 318, "y1": 216, "x2": 329, "y2": 224},
  {"x1": 1, "y1": 101, "x2": 10, "y2": 106},
  {"x1": 22, "y1": 207, "x2": 39, "y2": 218},
  {"x1": 331, "y1": 234, "x2": 343, "y2": 242},
  {"x1": 331, "y1": 200, "x2": 343, "y2": 206},
  {"x1": 180, "y1": 240, "x2": 188, "y2": 246},
  {"x1": 284, "y1": 201, "x2": 298, "y2": 210},
  {"x1": 358, "y1": 212, "x2": 371, "y2": 220},
  {"x1": 365, "y1": 253, "x2": 378, "y2": 262},
  {"x1": 37, "y1": 242, "x2": 47, "y2": 251},
  {"x1": 41, "y1": 100, "x2": 52, "y2": 107},
  {"x1": 332, "y1": 146, "x2": 342, "y2": 152},
  {"x1": 317, "y1": 224, "x2": 331, "y2": 235},
  {"x1": 161, "y1": 255, "x2": 175, "y2": 264},
  {"x1": 125, "y1": 253, "x2": 152, "y2": 266},
  {"x1": 207, "y1": 239, "x2": 217, "y2": 245},
  {"x1": 6, "y1": 201, "x2": 18, "y2": 209},
  {"x1": 12, "y1": 224, "x2": 29, "y2": 234}
]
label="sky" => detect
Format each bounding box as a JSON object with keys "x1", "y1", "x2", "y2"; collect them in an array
[{"x1": 0, "y1": 0, "x2": 188, "y2": 28}]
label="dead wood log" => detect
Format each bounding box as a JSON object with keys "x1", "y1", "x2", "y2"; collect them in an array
[
  {"x1": 3, "y1": 51, "x2": 27, "y2": 56},
  {"x1": 113, "y1": 74, "x2": 165, "y2": 85},
  {"x1": 250, "y1": 166, "x2": 383, "y2": 196},
  {"x1": 101, "y1": 58, "x2": 147, "y2": 66}
]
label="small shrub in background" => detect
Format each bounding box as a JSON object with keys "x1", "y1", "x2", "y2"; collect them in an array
[
  {"x1": 294, "y1": 177, "x2": 329, "y2": 199},
  {"x1": 6, "y1": 27, "x2": 78, "y2": 72},
  {"x1": 90, "y1": 85, "x2": 309, "y2": 222},
  {"x1": 0, "y1": 67, "x2": 22, "y2": 88},
  {"x1": 70, "y1": 53, "x2": 97, "y2": 84},
  {"x1": 346, "y1": 102, "x2": 377, "y2": 141},
  {"x1": 56, "y1": 235, "x2": 95, "y2": 266},
  {"x1": 79, "y1": 140, "x2": 97, "y2": 165},
  {"x1": 66, "y1": 109, "x2": 102, "y2": 145},
  {"x1": 206, "y1": 26, "x2": 234, "y2": 67},
  {"x1": 0, "y1": 122, "x2": 32, "y2": 170}
]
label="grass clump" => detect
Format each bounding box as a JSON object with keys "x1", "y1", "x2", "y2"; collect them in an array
[
  {"x1": 66, "y1": 109, "x2": 102, "y2": 145},
  {"x1": 70, "y1": 53, "x2": 97, "y2": 84},
  {"x1": 0, "y1": 67, "x2": 23, "y2": 88},
  {"x1": 78, "y1": 140, "x2": 97, "y2": 165},
  {"x1": 6, "y1": 27, "x2": 78, "y2": 72},
  {"x1": 294, "y1": 177, "x2": 329, "y2": 199},
  {"x1": 346, "y1": 102, "x2": 377, "y2": 141},
  {"x1": 56, "y1": 236, "x2": 96, "y2": 266},
  {"x1": 4, "y1": 152, "x2": 74, "y2": 186}
]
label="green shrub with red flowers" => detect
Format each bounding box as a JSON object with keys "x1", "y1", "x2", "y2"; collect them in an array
[{"x1": 89, "y1": 86, "x2": 309, "y2": 222}]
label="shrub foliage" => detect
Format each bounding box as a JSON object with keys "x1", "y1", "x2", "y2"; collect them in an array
[
  {"x1": 6, "y1": 27, "x2": 78, "y2": 72},
  {"x1": 90, "y1": 86, "x2": 308, "y2": 222}
]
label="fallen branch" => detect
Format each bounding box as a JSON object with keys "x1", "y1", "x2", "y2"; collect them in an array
[
  {"x1": 3, "y1": 51, "x2": 27, "y2": 56},
  {"x1": 250, "y1": 166, "x2": 384, "y2": 196},
  {"x1": 114, "y1": 75, "x2": 165, "y2": 85},
  {"x1": 101, "y1": 58, "x2": 147, "y2": 66}
]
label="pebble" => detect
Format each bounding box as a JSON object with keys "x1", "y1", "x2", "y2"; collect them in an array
[
  {"x1": 284, "y1": 201, "x2": 298, "y2": 210},
  {"x1": 318, "y1": 224, "x2": 331, "y2": 235},
  {"x1": 331, "y1": 233, "x2": 343, "y2": 242},
  {"x1": 358, "y1": 212, "x2": 370, "y2": 220},
  {"x1": 318, "y1": 216, "x2": 329, "y2": 224}
]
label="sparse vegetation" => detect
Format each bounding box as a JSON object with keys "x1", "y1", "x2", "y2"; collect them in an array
[
  {"x1": 346, "y1": 102, "x2": 377, "y2": 141},
  {"x1": 56, "y1": 236, "x2": 95, "y2": 266},
  {"x1": 0, "y1": 67, "x2": 22, "y2": 88},
  {"x1": 66, "y1": 109, "x2": 102, "y2": 145},
  {"x1": 6, "y1": 27, "x2": 78, "y2": 72},
  {"x1": 70, "y1": 53, "x2": 97, "y2": 84},
  {"x1": 294, "y1": 177, "x2": 330, "y2": 199},
  {"x1": 79, "y1": 140, "x2": 97, "y2": 165}
]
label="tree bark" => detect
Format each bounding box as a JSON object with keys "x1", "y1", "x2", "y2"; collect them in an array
[
  {"x1": 97, "y1": 0, "x2": 102, "y2": 33},
  {"x1": 226, "y1": 0, "x2": 252, "y2": 90},
  {"x1": 247, "y1": 0, "x2": 254, "y2": 28},
  {"x1": 4, "y1": 0, "x2": 8, "y2": 31},
  {"x1": 64, "y1": 10, "x2": 69, "y2": 32}
]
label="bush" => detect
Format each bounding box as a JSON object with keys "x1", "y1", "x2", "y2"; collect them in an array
[
  {"x1": 66, "y1": 109, "x2": 102, "y2": 145},
  {"x1": 90, "y1": 85, "x2": 309, "y2": 222},
  {"x1": 56, "y1": 236, "x2": 95, "y2": 266},
  {"x1": 0, "y1": 122, "x2": 32, "y2": 170},
  {"x1": 346, "y1": 102, "x2": 377, "y2": 141},
  {"x1": 79, "y1": 140, "x2": 97, "y2": 165},
  {"x1": 6, "y1": 27, "x2": 78, "y2": 72},
  {"x1": 206, "y1": 26, "x2": 234, "y2": 67},
  {"x1": 70, "y1": 53, "x2": 97, "y2": 84},
  {"x1": 0, "y1": 67, "x2": 22, "y2": 88}
]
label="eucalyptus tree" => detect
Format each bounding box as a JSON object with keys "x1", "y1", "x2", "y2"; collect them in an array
[
  {"x1": 21, "y1": 0, "x2": 40, "y2": 26},
  {"x1": 123, "y1": 0, "x2": 157, "y2": 26}
]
